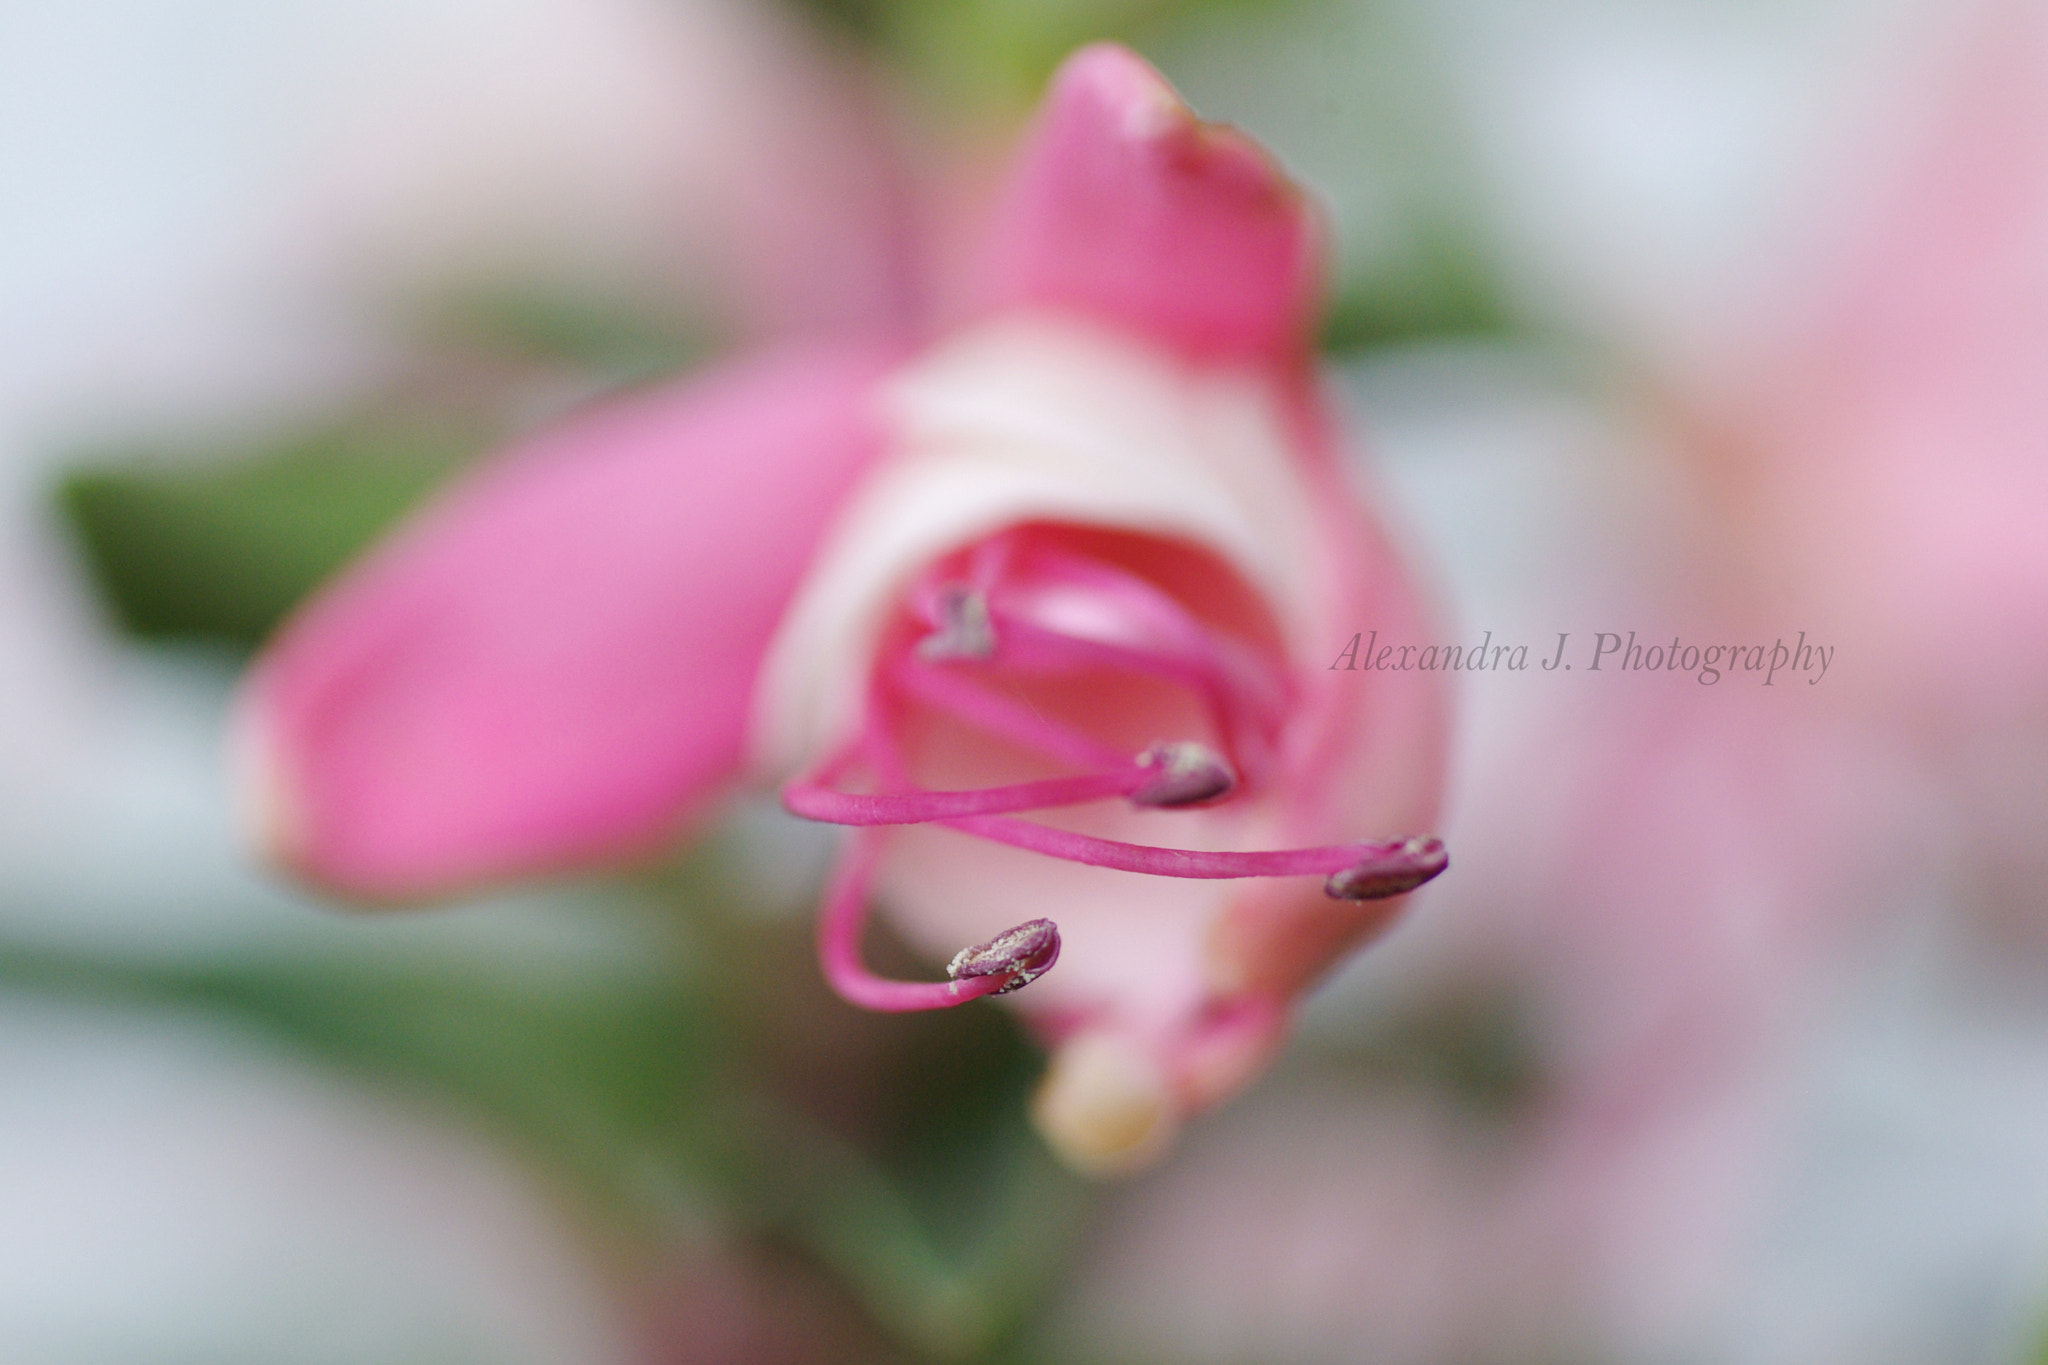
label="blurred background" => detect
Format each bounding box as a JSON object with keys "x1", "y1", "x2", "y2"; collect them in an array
[{"x1": 6, "y1": 0, "x2": 2048, "y2": 1360}]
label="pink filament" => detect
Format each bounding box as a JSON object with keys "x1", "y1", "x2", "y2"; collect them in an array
[
  {"x1": 975, "y1": 543, "x2": 1290, "y2": 775},
  {"x1": 938, "y1": 816, "x2": 1440, "y2": 882},
  {"x1": 991, "y1": 542, "x2": 1291, "y2": 721},
  {"x1": 785, "y1": 766, "x2": 1141, "y2": 824},
  {"x1": 814, "y1": 827, "x2": 1015, "y2": 1012},
  {"x1": 888, "y1": 656, "x2": 1128, "y2": 769}
]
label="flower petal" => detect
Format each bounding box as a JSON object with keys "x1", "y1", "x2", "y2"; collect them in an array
[
  {"x1": 241, "y1": 342, "x2": 896, "y2": 898},
  {"x1": 751, "y1": 315, "x2": 1328, "y2": 776},
  {"x1": 1722, "y1": 0, "x2": 2048, "y2": 718},
  {"x1": 979, "y1": 43, "x2": 1323, "y2": 368}
]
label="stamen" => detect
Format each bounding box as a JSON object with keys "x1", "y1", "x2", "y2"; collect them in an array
[
  {"x1": 789, "y1": 530, "x2": 1448, "y2": 1016},
  {"x1": 997, "y1": 544, "x2": 1292, "y2": 722},
  {"x1": 815, "y1": 828, "x2": 1061, "y2": 1011},
  {"x1": 1323, "y1": 837, "x2": 1449, "y2": 900},
  {"x1": 982, "y1": 543, "x2": 1292, "y2": 767},
  {"x1": 889, "y1": 657, "x2": 1129, "y2": 770},
  {"x1": 947, "y1": 918, "x2": 1061, "y2": 993},
  {"x1": 987, "y1": 613, "x2": 1233, "y2": 695},
  {"x1": 786, "y1": 768, "x2": 1142, "y2": 824},
  {"x1": 914, "y1": 584, "x2": 995, "y2": 661},
  {"x1": 1129, "y1": 741, "x2": 1236, "y2": 807},
  {"x1": 903, "y1": 538, "x2": 1290, "y2": 771},
  {"x1": 783, "y1": 740, "x2": 1234, "y2": 826},
  {"x1": 984, "y1": 610, "x2": 1278, "y2": 776},
  {"x1": 937, "y1": 817, "x2": 1447, "y2": 896}
]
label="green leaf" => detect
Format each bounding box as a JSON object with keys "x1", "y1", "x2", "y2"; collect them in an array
[
  {"x1": 0, "y1": 895, "x2": 729, "y2": 1233},
  {"x1": 59, "y1": 416, "x2": 487, "y2": 647},
  {"x1": 743, "y1": 1023, "x2": 1094, "y2": 1359},
  {"x1": 792, "y1": 0, "x2": 1295, "y2": 116},
  {"x1": 634, "y1": 851, "x2": 1101, "y2": 1359},
  {"x1": 1318, "y1": 219, "x2": 1517, "y2": 353},
  {"x1": 1306, "y1": 990, "x2": 1543, "y2": 1120},
  {"x1": 421, "y1": 282, "x2": 703, "y2": 380}
]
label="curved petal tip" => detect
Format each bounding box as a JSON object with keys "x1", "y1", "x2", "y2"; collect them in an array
[
  {"x1": 1031, "y1": 1028, "x2": 1180, "y2": 1177},
  {"x1": 241, "y1": 343, "x2": 892, "y2": 901},
  {"x1": 984, "y1": 43, "x2": 1323, "y2": 367},
  {"x1": 228, "y1": 673, "x2": 308, "y2": 880}
]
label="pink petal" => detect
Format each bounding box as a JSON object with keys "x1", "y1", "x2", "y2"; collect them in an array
[
  {"x1": 978, "y1": 43, "x2": 1323, "y2": 369},
  {"x1": 242, "y1": 342, "x2": 896, "y2": 898},
  {"x1": 1715, "y1": 0, "x2": 2048, "y2": 718}
]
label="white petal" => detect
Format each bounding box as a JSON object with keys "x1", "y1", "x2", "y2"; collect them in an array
[{"x1": 749, "y1": 312, "x2": 1323, "y2": 775}]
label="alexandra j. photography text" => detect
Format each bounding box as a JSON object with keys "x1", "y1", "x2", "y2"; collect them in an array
[{"x1": 1330, "y1": 630, "x2": 1835, "y2": 685}]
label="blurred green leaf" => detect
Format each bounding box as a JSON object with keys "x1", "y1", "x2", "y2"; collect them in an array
[
  {"x1": 1318, "y1": 218, "x2": 1516, "y2": 353},
  {"x1": 791, "y1": 0, "x2": 1293, "y2": 115},
  {"x1": 1128, "y1": 0, "x2": 1524, "y2": 353},
  {"x1": 423, "y1": 282, "x2": 703, "y2": 380},
  {"x1": 59, "y1": 416, "x2": 487, "y2": 647},
  {"x1": 0, "y1": 898, "x2": 726, "y2": 1231},
  {"x1": 663, "y1": 853, "x2": 1099, "y2": 1360},
  {"x1": 56, "y1": 279, "x2": 704, "y2": 651},
  {"x1": 736, "y1": 1091, "x2": 1090, "y2": 1360},
  {"x1": 1313, "y1": 993, "x2": 1543, "y2": 1119}
]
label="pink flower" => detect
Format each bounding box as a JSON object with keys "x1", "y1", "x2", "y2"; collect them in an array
[
  {"x1": 1688, "y1": 0, "x2": 2048, "y2": 938},
  {"x1": 238, "y1": 45, "x2": 1449, "y2": 1173},
  {"x1": 1699, "y1": 0, "x2": 2048, "y2": 727}
]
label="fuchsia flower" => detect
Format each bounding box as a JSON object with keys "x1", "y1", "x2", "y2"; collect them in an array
[{"x1": 239, "y1": 45, "x2": 1448, "y2": 1173}]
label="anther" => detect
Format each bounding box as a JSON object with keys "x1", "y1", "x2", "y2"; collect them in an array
[
  {"x1": 1322, "y1": 837, "x2": 1448, "y2": 900},
  {"x1": 1129, "y1": 742, "x2": 1236, "y2": 808},
  {"x1": 946, "y1": 918, "x2": 1062, "y2": 994},
  {"x1": 914, "y1": 584, "x2": 995, "y2": 661},
  {"x1": 816, "y1": 829, "x2": 1059, "y2": 1012}
]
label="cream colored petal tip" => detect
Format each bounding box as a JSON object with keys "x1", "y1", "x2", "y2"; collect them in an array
[
  {"x1": 1031, "y1": 1030, "x2": 1179, "y2": 1177},
  {"x1": 225, "y1": 681, "x2": 304, "y2": 872}
]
